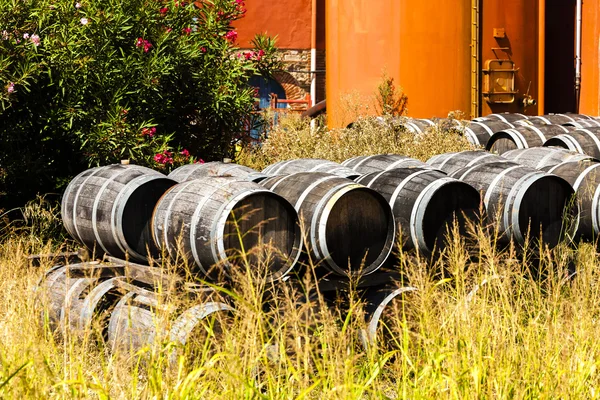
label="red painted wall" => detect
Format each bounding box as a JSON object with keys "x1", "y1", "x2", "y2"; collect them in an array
[{"x1": 235, "y1": 0, "x2": 316, "y2": 49}]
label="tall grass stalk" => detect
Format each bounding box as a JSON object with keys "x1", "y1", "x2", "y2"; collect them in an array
[{"x1": 2, "y1": 211, "x2": 600, "y2": 398}]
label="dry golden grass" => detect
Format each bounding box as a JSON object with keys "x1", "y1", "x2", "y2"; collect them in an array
[
  {"x1": 2, "y1": 208, "x2": 600, "y2": 398},
  {"x1": 237, "y1": 113, "x2": 475, "y2": 171},
  {"x1": 3, "y1": 114, "x2": 600, "y2": 398}
]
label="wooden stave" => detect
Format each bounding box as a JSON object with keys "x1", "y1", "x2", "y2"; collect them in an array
[
  {"x1": 544, "y1": 128, "x2": 600, "y2": 159},
  {"x1": 168, "y1": 162, "x2": 264, "y2": 183},
  {"x1": 61, "y1": 165, "x2": 176, "y2": 262},
  {"x1": 426, "y1": 150, "x2": 505, "y2": 176},
  {"x1": 563, "y1": 119, "x2": 600, "y2": 128},
  {"x1": 340, "y1": 154, "x2": 431, "y2": 175},
  {"x1": 473, "y1": 113, "x2": 529, "y2": 124},
  {"x1": 450, "y1": 161, "x2": 575, "y2": 247},
  {"x1": 259, "y1": 172, "x2": 395, "y2": 276},
  {"x1": 262, "y1": 158, "x2": 360, "y2": 179},
  {"x1": 356, "y1": 168, "x2": 481, "y2": 253},
  {"x1": 152, "y1": 177, "x2": 302, "y2": 281},
  {"x1": 502, "y1": 147, "x2": 598, "y2": 171}
]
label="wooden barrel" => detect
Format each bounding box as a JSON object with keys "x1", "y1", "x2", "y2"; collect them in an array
[
  {"x1": 107, "y1": 290, "x2": 161, "y2": 354},
  {"x1": 502, "y1": 147, "x2": 598, "y2": 171},
  {"x1": 426, "y1": 150, "x2": 505, "y2": 175},
  {"x1": 38, "y1": 266, "x2": 73, "y2": 330},
  {"x1": 78, "y1": 277, "x2": 132, "y2": 338},
  {"x1": 547, "y1": 160, "x2": 600, "y2": 240},
  {"x1": 486, "y1": 125, "x2": 573, "y2": 154},
  {"x1": 341, "y1": 154, "x2": 431, "y2": 175},
  {"x1": 451, "y1": 161, "x2": 576, "y2": 247},
  {"x1": 463, "y1": 120, "x2": 515, "y2": 147},
  {"x1": 473, "y1": 113, "x2": 529, "y2": 124},
  {"x1": 168, "y1": 301, "x2": 234, "y2": 357},
  {"x1": 356, "y1": 168, "x2": 481, "y2": 253},
  {"x1": 563, "y1": 119, "x2": 600, "y2": 129},
  {"x1": 544, "y1": 127, "x2": 600, "y2": 158},
  {"x1": 404, "y1": 118, "x2": 436, "y2": 134},
  {"x1": 108, "y1": 288, "x2": 232, "y2": 355},
  {"x1": 527, "y1": 114, "x2": 590, "y2": 126},
  {"x1": 152, "y1": 177, "x2": 302, "y2": 281},
  {"x1": 168, "y1": 162, "x2": 266, "y2": 183},
  {"x1": 260, "y1": 172, "x2": 395, "y2": 276},
  {"x1": 61, "y1": 165, "x2": 177, "y2": 262},
  {"x1": 360, "y1": 286, "x2": 418, "y2": 349},
  {"x1": 262, "y1": 158, "x2": 360, "y2": 179}
]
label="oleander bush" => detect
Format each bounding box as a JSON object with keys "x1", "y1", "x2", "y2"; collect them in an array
[{"x1": 0, "y1": 0, "x2": 278, "y2": 209}]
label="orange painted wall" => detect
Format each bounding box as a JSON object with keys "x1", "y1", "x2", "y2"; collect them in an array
[
  {"x1": 397, "y1": 0, "x2": 471, "y2": 119},
  {"x1": 234, "y1": 0, "x2": 313, "y2": 49},
  {"x1": 480, "y1": 0, "x2": 540, "y2": 116},
  {"x1": 326, "y1": 0, "x2": 402, "y2": 127},
  {"x1": 580, "y1": 0, "x2": 600, "y2": 116},
  {"x1": 326, "y1": 0, "x2": 471, "y2": 127}
]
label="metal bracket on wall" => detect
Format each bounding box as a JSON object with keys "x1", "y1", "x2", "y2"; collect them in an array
[{"x1": 482, "y1": 59, "x2": 519, "y2": 104}]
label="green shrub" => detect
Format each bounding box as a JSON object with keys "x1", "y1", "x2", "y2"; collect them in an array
[{"x1": 0, "y1": 0, "x2": 278, "y2": 209}]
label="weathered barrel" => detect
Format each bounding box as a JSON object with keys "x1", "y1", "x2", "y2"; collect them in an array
[
  {"x1": 463, "y1": 120, "x2": 515, "y2": 147},
  {"x1": 360, "y1": 286, "x2": 418, "y2": 349},
  {"x1": 405, "y1": 118, "x2": 436, "y2": 134},
  {"x1": 547, "y1": 160, "x2": 600, "y2": 240},
  {"x1": 451, "y1": 161, "x2": 576, "y2": 248},
  {"x1": 61, "y1": 165, "x2": 177, "y2": 262},
  {"x1": 260, "y1": 172, "x2": 395, "y2": 276},
  {"x1": 341, "y1": 154, "x2": 432, "y2": 175},
  {"x1": 527, "y1": 114, "x2": 590, "y2": 126},
  {"x1": 262, "y1": 158, "x2": 360, "y2": 179},
  {"x1": 473, "y1": 113, "x2": 529, "y2": 124},
  {"x1": 486, "y1": 125, "x2": 573, "y2": 154},
  {"x1": 78, "y1": 277, "x2": 132, "y2": 337},
  {"x1": 502, "y1": 147, "x2": 598, "y2": 171},
  {"x1": 108, "y1": 288, "x2": 233, "y2": 355},
  {"x1": 563, "y1": 119, "x2": 600, "y2": 128},
  {"x1": 168, "y1": 162, "x2": 266, "y2": 183},
  {"x1": 107, "y1": 290, "x2": 162, "y2": 354},
  {"x1": 38, "y1": 266, "x2": 74, "y2": 330},
  {"x1": 426, "y1": 150, "x2": 505, "y2": 175},
  {"x1": 544, "y1": 128, "x2": 600, "y2": 158},
  {"x1": 152, "y1": 177, "x2": 302, "y2": 281},
  {"x1": 356, "y1": 168, "x2": 480, "y2": 253}
]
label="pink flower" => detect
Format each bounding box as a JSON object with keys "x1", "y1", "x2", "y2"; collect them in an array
[
  {"x1": 159, "y1": 7, "x2": 168, "y2": 14},
  {"x1": 136, "y1": 38, "x2": 152, "y2": 52},
  {"x1": 180, "y1": 149, "x2": 190, "y2": 157},
  {"x1": 243, "y1": 52, "x2": 252, "y2": 60},
  {"x1": 182, "y1": 27, "x2": 192, "y2": 35},
  {"x1": 7, "y1": 82, "x2": 15, "y2": 94},
  {"x1": 200, "y1": 46, "x2": 207, "y2": 53},
  {"x1": 224, "y1": 30, "x2": 237, "y2": 42},
  {"x1": 165, "y1": 27, "x2": 172, "y2": 33},
  {"x1": 23, "y1": 33, "x2": 30, "y2": 39},
  {"x1": 75, "y1": 2, "x2": 81, "y2": 8},
  {"x1": 195, "y1": 158, "x2": 205, "y2": 164},
  {"x1": 30, "y1": 34, "x2": 40, "y2": 46},
  {"x1": 141, "y1": 127, "x2": 156, "y2": 138},
  {"x1": 80, "y1": 17, "x2": 88, "y2": 25},
  {"x1": 154, "y1": 150, "x2": 173, "y2": 165},
  {"x1": 258, "y1": 49, "x2": 265, "y2": 57}
]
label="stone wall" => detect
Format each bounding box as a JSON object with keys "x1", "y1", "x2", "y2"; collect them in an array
[{"x1": 240, "y1": 48, "x2": 326, "y2": 108}]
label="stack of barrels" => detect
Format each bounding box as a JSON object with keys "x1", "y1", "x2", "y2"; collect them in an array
[{"x1": 40, "y1": 111, "x2": 600, "y2": 354}]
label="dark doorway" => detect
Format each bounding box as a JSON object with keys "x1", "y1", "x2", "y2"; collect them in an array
[{"x1": 545, "y1": 0, "x2": 576, "y2": 113}]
